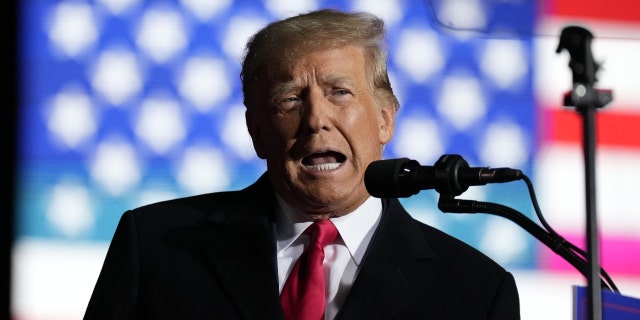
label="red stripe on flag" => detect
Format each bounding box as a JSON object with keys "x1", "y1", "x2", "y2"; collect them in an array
[
  {"x1": 543, "y1": 0, "x2": 640, "y2": 24},
  {"x1": 541, "y1": 107, "x2": 640, "y2": 148}
]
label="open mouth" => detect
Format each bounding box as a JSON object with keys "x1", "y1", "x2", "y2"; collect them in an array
[{"x1": 301, "y1": 151, "x2": 346, "y2": 171}]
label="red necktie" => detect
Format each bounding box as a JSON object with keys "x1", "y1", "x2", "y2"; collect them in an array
[{"x1": 281, "y1": 220, "x2": 339, "y2": 320}]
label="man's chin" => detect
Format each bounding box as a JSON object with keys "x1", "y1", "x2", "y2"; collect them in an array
[{"x1": 296, "y1": 188, "x2": 367, "y2": 215}]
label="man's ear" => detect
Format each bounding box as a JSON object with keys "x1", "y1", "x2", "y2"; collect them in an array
[
  {"x1": 378, "y1": 103, "x2": 396, "y2": 145},
  {"x1": 246, "y1": 109, "x2": 268, "y2": 159}
]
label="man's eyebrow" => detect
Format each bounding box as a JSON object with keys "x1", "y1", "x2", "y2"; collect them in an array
[
  {"x1": 269, "y1": 79, "x2": 298, "y2": 97},
  {"x1": 269, "y1": 80, "x2": 299, "y2": 102},
  {"x1": 268, "y1": 75, "x2": 356, "y2": 104}
]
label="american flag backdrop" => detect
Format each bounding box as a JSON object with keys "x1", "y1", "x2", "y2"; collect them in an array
[{"x1": 13, "y1": 0, "x2": 640, "y2": 319}]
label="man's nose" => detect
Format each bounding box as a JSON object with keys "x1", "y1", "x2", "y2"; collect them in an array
[{"x1": 303, "y1": 91, "x2": 334, "y2": 133}]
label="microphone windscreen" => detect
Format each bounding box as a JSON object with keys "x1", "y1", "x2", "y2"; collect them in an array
[{"x1": 364, "y1": 158, "x2": 414, "y2": 198}]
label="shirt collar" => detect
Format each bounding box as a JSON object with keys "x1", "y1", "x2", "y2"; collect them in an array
[{"x1": 275, "y1": 194, "x2": 382, "y2": 265}]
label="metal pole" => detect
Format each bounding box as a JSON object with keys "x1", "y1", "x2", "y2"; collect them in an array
[{"x1": 580, "y1": 102, "x2": 602, "y2": 320}]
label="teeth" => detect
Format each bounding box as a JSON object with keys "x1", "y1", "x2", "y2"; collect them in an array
[{"x1": 306, "y1": 162, "x2": 340, "y2": 171}]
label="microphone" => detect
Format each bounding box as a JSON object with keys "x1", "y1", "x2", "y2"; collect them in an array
[{"x1": 365, "y1": 154, "x2": 523, "y2": 198}]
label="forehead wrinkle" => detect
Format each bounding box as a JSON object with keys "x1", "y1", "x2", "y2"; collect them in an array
[{"x1": 318, "y1": 74, "x2": 354, "y2": 88}]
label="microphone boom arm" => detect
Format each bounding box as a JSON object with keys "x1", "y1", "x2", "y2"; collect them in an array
[{"x1": 437, "y1": 186, "x2": 618, "y2": 293}]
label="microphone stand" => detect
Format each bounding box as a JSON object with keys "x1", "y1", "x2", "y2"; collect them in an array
[
  {"x1": 556, "y1": 25, "x2": 613, "y2": 320},
  {"x1": 364, "y1": 153, "x2": 620, "y2": 306}
]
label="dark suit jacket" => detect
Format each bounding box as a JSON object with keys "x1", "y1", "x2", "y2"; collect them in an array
[{"x1": 84, "y1": 174, "x2": 520, "y2": 319}]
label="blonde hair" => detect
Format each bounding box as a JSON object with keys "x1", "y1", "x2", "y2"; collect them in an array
[{"x1": 240, "y1": 9, "x2": 399, "y2": 111}]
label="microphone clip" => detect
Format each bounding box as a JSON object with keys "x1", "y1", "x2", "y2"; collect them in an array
[{"x1": 433, "y1": 154, "x2": 473, "y2": 196}]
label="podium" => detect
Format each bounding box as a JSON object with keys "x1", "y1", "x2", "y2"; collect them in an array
[{"x1": 574, "y1": 286, "x2": 640, "y2": 320}]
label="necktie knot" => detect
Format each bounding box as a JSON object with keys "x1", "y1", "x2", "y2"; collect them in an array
[{"x1": 307, "y1": 220, "x2": 338, "y2": 248}]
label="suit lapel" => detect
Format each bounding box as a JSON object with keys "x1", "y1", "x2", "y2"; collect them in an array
[
  {"x1": 198, "y1": 175, "x2": 284, "y2": 319},
  {"x1": 337, "y1": 198, "x2": 437, "y2": 320}
]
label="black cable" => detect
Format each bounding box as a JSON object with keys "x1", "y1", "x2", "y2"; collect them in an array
[
  {"x1": 438, "y1": 195, "x2": 618, "y2": 293},
  {"x1": 521, "y1": 175, "x2": 619, "y2": 293},
  {"x1": 522, "y1": 175, "x2": 586, "y2": 255}
]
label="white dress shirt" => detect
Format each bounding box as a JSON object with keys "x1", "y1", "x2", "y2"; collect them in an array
[{"x1": 275, "y1": 195, "x2": 382, "y2": 320}]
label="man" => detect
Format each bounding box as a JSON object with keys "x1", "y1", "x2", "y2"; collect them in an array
[{"x1": 84, "y1": 9, "x2": 520, "y2": 319}]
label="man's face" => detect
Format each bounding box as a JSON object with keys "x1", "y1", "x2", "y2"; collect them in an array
[{"x1": 247, "y1": 45, "x2": 396, "y2": 219}]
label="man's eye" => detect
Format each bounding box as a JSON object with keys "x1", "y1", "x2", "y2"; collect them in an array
[
  {"x1": 330, "y1": 89, "x2": 352, "y2": 103},
  {"x1": 273, "y1": 96, "x2": 300, "y2": 113}
]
